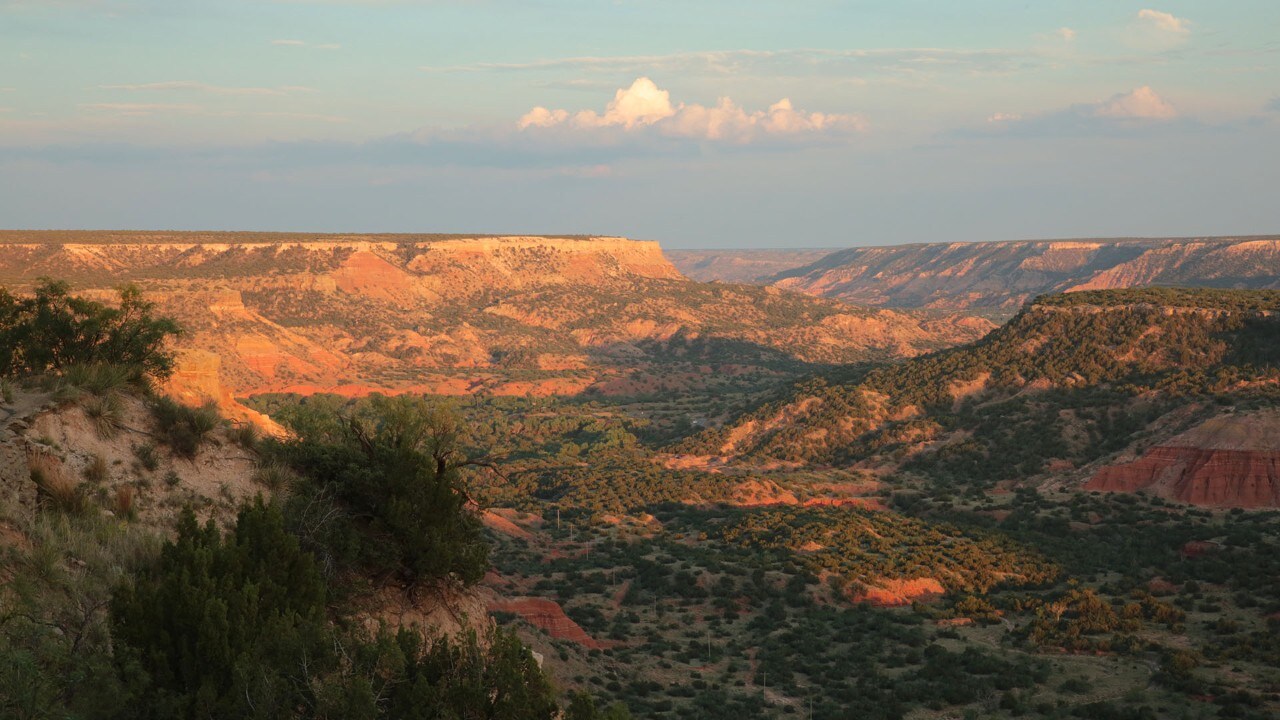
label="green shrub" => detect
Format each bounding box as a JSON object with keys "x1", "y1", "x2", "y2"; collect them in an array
[
  {"x1": 83, "y1": 393, "x2": 124, "y2": 439},
  {"x1": 0, "y1": 280, "x2": 180, "y2": 379},
  {"x1": 132, "y1": 442, "x2": 159, "y2": 471},
  {"x1": 150, "y1": 397, "x2": 221, "y2": 459}
]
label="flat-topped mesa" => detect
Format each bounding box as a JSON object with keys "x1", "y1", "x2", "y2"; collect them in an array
[{"x1": 0, "y1": 233, "x2": 682, "y2": 287}]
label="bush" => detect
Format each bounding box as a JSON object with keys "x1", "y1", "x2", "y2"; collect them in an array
[
  {"x1": 111, "y1": 501, "x2": 332, "y2": 719},
  {"x1": 132, "y1": 442, "x2": 159, "y2": 472},
  {"x1": 276, "y1": 394, "x2": 489, "y2": 587},
  {"x1": 229, "y1": 422, "x2": 259, "y2": 451},
  {"x1": 0, "y1": 280, "x2": 180, "y2": 379},
  {"x1": 112, "y1": 486, "x2": 136, "y2": 520},
  {"x1": 83, "y1": 393, "x2": 124, "y2": 439},
  {"x1": 83, "y1": 454, "x2": 110, "y2": 483},
  {"x1": 58, "y1": 363, "x2": 143, "y2": 397},
  {"x1": 150, "y1": 397, "x2": 221, "y2": 459}
]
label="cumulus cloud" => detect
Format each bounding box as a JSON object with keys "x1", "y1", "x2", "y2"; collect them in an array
[
  {"x1": 967, "y1": 87, "x2": 1180, "y2": 138},
  {"x1": 1137, "y1": 9, "x2": 1190, "y2": 34},
  {"x1": 1092, "y1": 86, "x2": 1177, "y2": 120},
  {"x1": 518, "y1": 77, "x2": 865, "y2": 143}
]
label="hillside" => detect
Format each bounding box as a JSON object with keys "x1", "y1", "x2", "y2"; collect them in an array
[
  {"x1": 678, "y1": 288, "x2": 1280, "y2": 506},
  {"x1": 766, "y1": 236, "x2": 1280, "y2": 312},
  {"x1": 665, "y1": 248, "x2": 836, "y2": 283},
  {"x1": 0, "y1": 231, "x2": 990, "y2": 403}
]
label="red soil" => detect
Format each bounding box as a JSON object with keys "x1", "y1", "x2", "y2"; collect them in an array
[
  {"x1": 487, "y1": 597, "x2": 608, "y2": 649},
  {"x1": 851, "y1": 578, "x2": 945, "y2": 607},
  {"x1": 1087, "y1": 411, "x2": 1280, "y2": 508}
]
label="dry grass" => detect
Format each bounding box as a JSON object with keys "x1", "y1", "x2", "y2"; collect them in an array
[
  {"x1": 29, "y1": 454, "x2": 85, "y2": 515},
  {"x1": 112, "y1": 486, "x2": 136, "y2": 520},
  {"x1": 83, "y1": 454, "x2": 110, "y2": 484}
]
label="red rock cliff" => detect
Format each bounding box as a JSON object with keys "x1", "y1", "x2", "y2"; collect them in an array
[{"x1": 1086, "y1": 411, "x2": 1280, "y2": 508}]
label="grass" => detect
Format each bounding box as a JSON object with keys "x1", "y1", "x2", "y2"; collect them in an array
[
  {"x1": 132, "y1": 442, "x2": 159, "y2": 472},
  {"x1": 29, "y1": 454, "x2": 86, "y2": 515},
  {"x1": 1, "y1": 377, "x2": 13, "y2": 403},
  {"x1": 47, "y1": 363, "x2": 143, "y2": 402},
  {"x1": 82, "y1": 393, "x2": 124, "y2": 439},
  {"x1": 112, "y1": 485, "x2": 136, "y2": 521},
  {"x1": 83, "y1": 454, "x2": 109, "y2": 484},
  {"x1": 229, "y1": 422, "x2": 259, "y2": 452},
  {"x1": 252, "y1": 462, "x2": 298, "y2": 492},
  {"x1": 150, "y1": 397, "x2": 221, "y2": 460}
]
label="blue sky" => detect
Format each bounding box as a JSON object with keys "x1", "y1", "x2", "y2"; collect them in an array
[{"x1": 1, "y1": 1, "x2": 1277, "y2": 247}]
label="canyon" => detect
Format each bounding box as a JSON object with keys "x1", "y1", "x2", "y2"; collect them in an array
[
  {"x1": 0, "y1": 232, "x2": 989, "y2": 406},
  {"x1": 671, "y1": 236, "x2": 1280, "y2": 313}
]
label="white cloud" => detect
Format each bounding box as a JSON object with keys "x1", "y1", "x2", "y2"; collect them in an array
[
  {"x1": 1137, "y1": 9, "x2": 1190, "y2": 34},
  {"x1": 969, "y1": 86, "x2": 1180, "y2": 138},
  {"x1": 1093, "y1": 86, "x2": 1176, "y2": 120},
  {"x1": 98, "y1": 81, "x2": 315, "y2": 96},
  {"x1": 423, "y1": 47, "x2": 1044, "y2": 80},
  {"x1": 272, "y1": 39, "x2": 341, "y2": 50},
  {"x1": 80, "y1": 103, "x2": 206, "y2": 116},
  {"x1": 1055, "y1": 27, "x2": 1077, "y2": 42},
  {"x1": 518, "y1": 77, "x2": 865, "y2": 144}
]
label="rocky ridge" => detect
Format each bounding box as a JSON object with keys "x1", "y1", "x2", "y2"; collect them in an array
[{"x1": 699, "y1": 236, "x2": 1280, "y2": 312}]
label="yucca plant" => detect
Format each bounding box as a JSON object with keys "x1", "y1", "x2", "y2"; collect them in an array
[{"x1": 83, "y1": 393, "x2": 124, "y2": 439}]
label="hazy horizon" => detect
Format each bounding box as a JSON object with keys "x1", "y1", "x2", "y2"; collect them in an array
[{"x1": 3, "y1": 1, "x2": 1279, "y2": 247}]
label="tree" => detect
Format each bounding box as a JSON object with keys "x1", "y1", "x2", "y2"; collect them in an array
[
  {"x1": 277, "y1": 395, "x2": 490, "y2": 588},
  {"x1": 110, "y1": 501, "x2": 333, "y2": 719},
  {"x1": 0, "y1": 280, "x2": 180, "y2": 379}
]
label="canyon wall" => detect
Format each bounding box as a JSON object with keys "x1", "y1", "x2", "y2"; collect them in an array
[
  {"x1": 683, "y1": 237, "x2": 1280, "y2": 312},
  {"x1": 1087, "y1": 411, "x2": 1280, "y2": 508}
]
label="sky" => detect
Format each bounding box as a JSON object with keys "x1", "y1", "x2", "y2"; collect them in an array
[{"x1": 1, "y1": 1, "x2": 1278, "y2": 248}]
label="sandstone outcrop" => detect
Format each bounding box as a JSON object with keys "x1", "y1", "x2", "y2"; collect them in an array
[
  {"x1": 1086, "y1": 411, "x2": 1280, "y2": 508},
  {"x1": 487, "y1": 597, "x2": 606, "y2": 649}
]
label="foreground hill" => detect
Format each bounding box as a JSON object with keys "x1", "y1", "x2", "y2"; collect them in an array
[
  {"x1": 759, "y1": 236, "x2": 1280, "y2": 312},
  {"x1": 677, "y1": 288, "x2": 1280, "y2": 507},
  {"x1": 0, "y1": 231, "x2": 989, "y2": 402}
]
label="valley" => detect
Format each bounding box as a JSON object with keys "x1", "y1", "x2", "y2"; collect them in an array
[{"x1": 1, "y1": 234, "x2": 1278, "y2": 720}]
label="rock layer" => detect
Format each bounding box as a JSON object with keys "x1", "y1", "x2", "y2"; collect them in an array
[
  {"x1": 1087, "y1": 411, "x2": 1280, "y2": 508},
  {"x1": 765, "y1": 237, "x2": 1280, "y2": 311}
]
